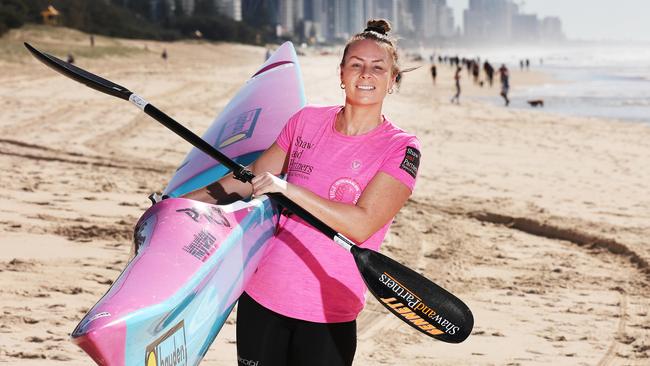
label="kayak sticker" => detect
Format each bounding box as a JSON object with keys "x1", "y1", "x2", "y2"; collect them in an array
[
  {"x1": 77, "y1": 311, "x2": 111, "y2": 331},
  {"x1": 400, "y1": 146, "x2": 420, "y2": 178},
  {"x1": 182, "y1": 229, "x2": 217, "y2": 262},
  {"x1": 215, "y1": 108, "x2": 261, "y2": 149},
  {"x1": 145, "y1": 320, "x2": 187, "y2": 366},
  {"x1": 176, "y1": 207, "x2": 231, "y2": 227},
  {"x1": 88, "y1": 311, "x2": 111, "y2": 323},
  {"x1": 177, "y1": 208, "x2": 200, "y2": 222},
  {"x1": 134, "y1": 214, "x2": 156, "y2": 254}
]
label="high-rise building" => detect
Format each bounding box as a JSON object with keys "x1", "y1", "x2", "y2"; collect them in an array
[
  {"x1": 409, "y1": 0, "x2": 436, "y2": 38},
  {"x1": 294, "y1": 0, "x2": 304, "y2": 21},
  {"x1": 463, "y1": 0, "x2": 515, "y2": 42},
  {"x1": 405, "y1": 0, "x2": 455, "y2": 39},
  {"x1": 540, "y1": 16, "x2": 564, "y2": 42},
  {"x1": 310, "y1": 0, "x2": 328, "y2": 41},
  {"x1": 215, "y1": 0, "x2": 242, "y2": 21},
  {"x1": 332, "y1": 0, "x2": 348, "y2": 39},
  {"x1": 348, "y1": 1, "x2": 364, "y2": 36},
  {"x1": 278, "y1": 0, "x2": 294, "y2": 35},
  {"x1": 363, "y1": 0, "x2": 376, "y2": 24},
  {"x1": 461, "y1": 0, "x2": 560, "y2": 43},
  {"x1": 375, "y1": 0, "x2": 398, "y2": 31},
  {"x1": 180, "y1": 0, "x2": 195, "y2": 15},
  {"x1": 512, "y1": 13, "x2": 539, "y2": 42},
  {"x1": 241, "y1": 0, "x2": 457, "y2": 42},
  {"x1": 438, "y1": 4, "x2": 455, "y2": 37}
]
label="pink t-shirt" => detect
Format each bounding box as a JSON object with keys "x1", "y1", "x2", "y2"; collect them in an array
[{"x1": 245, "y1": 105, "x2": 421, "y2": 323}]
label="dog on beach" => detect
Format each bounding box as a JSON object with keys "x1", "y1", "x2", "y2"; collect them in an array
[{"x1": 527, "y1": 99, "x2": 544, "y2": 107}]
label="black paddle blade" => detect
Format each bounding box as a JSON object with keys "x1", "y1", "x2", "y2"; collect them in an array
[
  {"x1": 23, "y1": 42, "x2": 132, "y2": 100},
  {"x1": 351, "y1": 245, "x2": 473, "y2": 343}
]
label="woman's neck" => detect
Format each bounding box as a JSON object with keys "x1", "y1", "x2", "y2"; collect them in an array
[{"x1": 336, "y1": 103, "x2": 384, "y2": 136}]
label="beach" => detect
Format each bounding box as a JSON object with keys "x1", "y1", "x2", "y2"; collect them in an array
[{"x1": 1, "y1": 26, "x2": 649, "y2": 365}]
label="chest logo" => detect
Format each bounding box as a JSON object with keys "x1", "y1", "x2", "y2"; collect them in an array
[
  {"x1": 351, "y1": 160, "x2": 362, "y2": 170},
  {"x1": 329, "y1": 178, "x2": 362, "y2": 204}
]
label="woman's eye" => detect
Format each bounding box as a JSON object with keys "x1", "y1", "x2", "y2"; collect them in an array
[
  {"x1": 351, "y1": 63, "x2": 361, "y2": 68},
  {"x1": 374, "y1": 66, "x2": 384, "y2": 71}
]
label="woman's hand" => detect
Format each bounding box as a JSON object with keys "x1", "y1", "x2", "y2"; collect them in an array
[{"x1": 251, "y1": 172, "x2": 288, "y2": 198}]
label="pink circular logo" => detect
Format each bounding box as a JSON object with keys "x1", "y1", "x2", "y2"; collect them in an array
[{"x1": 329, "y1": 178, "x2": 361, "y2": 204}]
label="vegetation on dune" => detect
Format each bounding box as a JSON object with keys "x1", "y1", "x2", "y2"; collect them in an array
[{"x1": 0, "y1": 0, "x2": 275, "y2": 44}]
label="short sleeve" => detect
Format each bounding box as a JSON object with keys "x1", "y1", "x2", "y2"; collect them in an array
[
  {"x1": 276, "y1": 108, "x2": 304, "y2": 152},
  {"x1": 378, "y1": 137, "x2": 421, "y2": 191}
]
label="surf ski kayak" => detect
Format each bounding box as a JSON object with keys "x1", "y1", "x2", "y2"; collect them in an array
[{"x1": 71, "y1": 41, "x2": 306, "y2": 365}]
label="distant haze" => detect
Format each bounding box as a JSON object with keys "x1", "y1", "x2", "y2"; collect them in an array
[{"x1": 446, "y1": 0, "x2": 650, "y2": 42}]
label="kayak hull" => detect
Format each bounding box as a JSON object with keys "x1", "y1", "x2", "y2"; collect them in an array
[
  {"x1": 71, "y1": 41, "x2": 304, "y2": 365},
  {"x1": 71, "y1": 197, "x2": 278, "y2": 366}
]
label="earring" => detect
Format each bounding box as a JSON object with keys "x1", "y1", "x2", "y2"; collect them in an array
[
  {"x1": 388, "y1": 88, "x2": 394, "y2": 94},
  {"x1": 340, "y1": 83, "x2": 345, "y2": 89}
]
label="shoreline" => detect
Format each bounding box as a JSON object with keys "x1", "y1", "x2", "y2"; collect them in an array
[{"x1": 1, "y1": 27, "x2": 649, "y2": 364}]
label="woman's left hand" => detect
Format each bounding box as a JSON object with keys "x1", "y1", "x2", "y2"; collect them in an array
[{"x1": 251, "y1": 172, "x2": 288, "y2": 198}]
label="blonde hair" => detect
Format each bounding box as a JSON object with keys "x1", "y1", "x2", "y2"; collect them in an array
[{"x1": 340, "y1": 19, "x2": 400, "y2": 77}]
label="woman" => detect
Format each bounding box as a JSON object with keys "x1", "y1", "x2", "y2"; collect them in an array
[
  {"x1": 499, "y1": 63, "x2": 510, "y2": 106},
  {"x1": 451, "y1": 66, "x2": 461, "y2": 104},
  {"x1": 185, "y1": 19, "x2": 420, "y2": 366}
]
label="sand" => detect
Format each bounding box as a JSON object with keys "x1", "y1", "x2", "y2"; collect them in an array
[{"x1": 1, "y1": 25, "x2": 648, "y2": 365}]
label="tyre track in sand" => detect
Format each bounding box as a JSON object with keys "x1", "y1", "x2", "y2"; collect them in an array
[
  {"x1": 0, "y1": 138, "x2": 168, "y2": 173},
  {"x1": 597, "y1": 291, "x2": 628, "y2": 366}
]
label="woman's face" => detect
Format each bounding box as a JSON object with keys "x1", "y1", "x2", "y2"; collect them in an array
[{"x1": 340, "y1": 39, "x2": 395, "y2": 106}]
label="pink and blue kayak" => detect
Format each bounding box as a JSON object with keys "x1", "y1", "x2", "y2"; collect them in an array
[{"x1": 71, "y1": 42, "x2": 305, "y2": 365}]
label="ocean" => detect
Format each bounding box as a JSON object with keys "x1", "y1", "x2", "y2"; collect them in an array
[{"x1": 436, "y1": 43, "x2": 650, "y2": 123}]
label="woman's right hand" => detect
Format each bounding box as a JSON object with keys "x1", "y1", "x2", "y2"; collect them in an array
[{"x1": 251, "y1": 172, "x2": 288, "y2": 198}]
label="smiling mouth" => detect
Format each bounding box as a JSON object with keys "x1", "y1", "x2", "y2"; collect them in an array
[{"x1": 356, "y1": 85, "x2": 375, "y2": 91}]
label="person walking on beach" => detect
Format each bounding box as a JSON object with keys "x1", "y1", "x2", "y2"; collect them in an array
[
  {"x1": 472, "y1": 61, "x2": 480, "y2": 85},
  {"x1": 499, "y1": 64, "x2": 510, "y2": 106},
  {"x1": 451, "y1": 66, "x2": 462, "y2": 104},
  {"x1": 430, "y1": 64, "x2": 437, "y2": 85},
  {"x1": 483, "y1": 61, "x2": 494, "y2": 87},
  {"x1": 161, "y1": 48, "x2": 168, "y2": 61},
  {"x1": 185, "y1": 18, "x2": 420, "y2": 366}
]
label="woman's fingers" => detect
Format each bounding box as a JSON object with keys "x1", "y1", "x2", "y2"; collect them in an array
[
  {"x1": 251, "y1": 173, "x2": 274, "y2": 196},
  {"x1": 251, "y1": 173, "x2": 287, "y2": 197}
]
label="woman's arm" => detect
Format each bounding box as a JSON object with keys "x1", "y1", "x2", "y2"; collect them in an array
[
  {"x1": 182, "y1": 142, "x2": 288, "y2": 204},
  {"x1": 251, "y1": 171, "x2": 411, "y2": 243}
]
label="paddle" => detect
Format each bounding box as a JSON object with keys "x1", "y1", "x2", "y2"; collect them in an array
[{"x1": 24, "y1": 42, "x2": 474, "y2": 343}]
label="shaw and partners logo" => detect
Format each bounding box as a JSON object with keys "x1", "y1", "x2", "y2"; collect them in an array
[
  {"x1": 379, "y1": 273, "x2": 460, "y2": 336},
  {"x1": 145, "y1": 321, "x2": 187, "y2": 366}
]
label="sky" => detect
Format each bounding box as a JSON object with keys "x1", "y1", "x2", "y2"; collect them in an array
[{"x1": 445, "y1": 0, "x2": 650, "y2": 42}]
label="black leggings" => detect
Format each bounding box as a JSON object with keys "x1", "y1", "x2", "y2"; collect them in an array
[{"x1": 236, "y1": 292, "x2": 357, "y2": 366}]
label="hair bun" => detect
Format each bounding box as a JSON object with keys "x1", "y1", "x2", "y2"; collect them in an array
[{"x1": 364, "y1": 19, "x2": 391, "y2": 35}]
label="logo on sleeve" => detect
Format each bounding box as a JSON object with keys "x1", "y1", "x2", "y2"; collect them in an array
[{"x1": 400, "y1": 146, "x2": 420, "y2": 178}]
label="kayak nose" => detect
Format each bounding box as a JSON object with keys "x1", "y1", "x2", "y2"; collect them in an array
[{"x1": 72, "y1": 317, "x2": 126, "y2": 365}]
